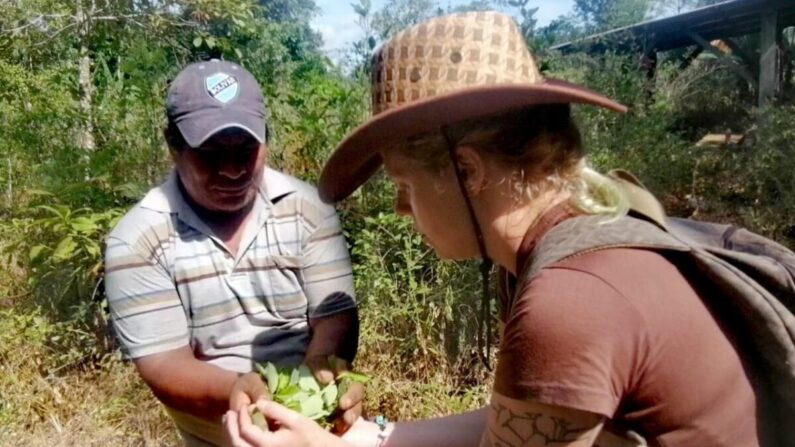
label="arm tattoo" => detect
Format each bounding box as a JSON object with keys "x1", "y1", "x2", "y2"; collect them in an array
[{"x1": 487, "y1": 402, "x2": 597, "y2": 446}]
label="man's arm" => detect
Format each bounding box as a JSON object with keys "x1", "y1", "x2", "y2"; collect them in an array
[
  {"x1": 305, "y1": 307, "x2": 359, "y2": 365},
  {"x1": 133, "y1": 346, "x2": 240, "y2": 420},
  {"x1": 479, "y1": 393, "x2": 604, "y2": 447},
  {"x1": 105, "y1": 236, "x2": 269, "y2": 420}
]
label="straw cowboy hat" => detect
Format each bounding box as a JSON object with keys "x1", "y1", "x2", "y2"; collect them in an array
[{"x1": 318, "y1": 10, "x2": 627, "y2": 203}]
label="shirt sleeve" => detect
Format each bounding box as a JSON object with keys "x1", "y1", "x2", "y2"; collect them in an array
[
  {"x1": 104, "y1": 237, "x2": 189, "y2": 359},
  {"x1": 301, "y1": 207, "x2": 356, "y2": 319},
  {"x1": 495, "y1": 264, "x2": 649, "y2": 418}
]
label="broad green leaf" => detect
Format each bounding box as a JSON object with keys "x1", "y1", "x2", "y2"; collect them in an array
[
  {"x1": 29, "y1": 245, "x2": 47, "y2": 262},
  {"x1": 277, "y1": 384, "x2": 301, "y2": 399},
  {"x1": 299, "y1": 394, "x2": 325, "y2": 419},
  {"x1": 53, "y1": 237, "x2": 77, "y2": 261},
  {"x1": 297, "y1": 365, "x2": 320, "y2": 392},
  {"x1": 263, "y1": 363, "x2": 279, "y2": 394},
  {"x1": 71, "y1": 217, "x2": 99, "y2": 233},
  {"x1": 283, "y1": 391, "x2": 309, "y2": 406},
  {"x1": 285, "y1": 400, "x2": 301, "y2": 412},
  {"x1": 320, "y1": 383, "x2": 338, "y2": 408},
  {"x1": 289, "y1": 367, "x2": 300, "y2": 386},
  {"x1": 85, "y1": 243, "x2": 100, "y2": 258},
  {"x1": 277, "y1": 370, "x2": 291, "y2": 390},
  {"x1": 193, "y1": 36, "x2": 203, "y2": 47}
]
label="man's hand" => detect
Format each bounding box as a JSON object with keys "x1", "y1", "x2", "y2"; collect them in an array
[
  {"x1": 230, "y1": 372, "x2": 271, "y2": 413},
  {"x1": 305, "y1": 355, "x2": 364, "y2": 433}
]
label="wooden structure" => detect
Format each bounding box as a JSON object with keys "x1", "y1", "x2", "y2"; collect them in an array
[{"x1": 551, "y1": 0, "x2": 795, "y2": 107}]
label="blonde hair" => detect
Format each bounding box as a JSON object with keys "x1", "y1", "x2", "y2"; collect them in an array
[{"x1": 395, "y1": 105, "x2": 629, "y2": 218}]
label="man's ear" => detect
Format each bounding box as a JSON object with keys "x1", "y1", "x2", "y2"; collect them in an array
[{"x1": 454, "y1": 145, "x2": 486, "y2": 196}]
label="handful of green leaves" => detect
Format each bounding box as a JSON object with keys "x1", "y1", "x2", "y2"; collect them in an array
[{"x1": 249, "y1": 356, "x2": 369, "y2": 431}]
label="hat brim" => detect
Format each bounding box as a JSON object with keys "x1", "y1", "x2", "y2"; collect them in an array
[
  {"x1": 176, "y1": 107, "x2": 266, "y2": 148},
  {"x1": 318, "y1": 79, "x2": 627, "y2": 203}
]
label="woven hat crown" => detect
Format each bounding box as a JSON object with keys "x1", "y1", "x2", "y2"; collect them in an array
[{"x1": 371, "y1": 11, "x2": 543, "y2": 115}]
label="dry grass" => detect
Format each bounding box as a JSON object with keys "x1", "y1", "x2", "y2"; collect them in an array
[
  {"x1": 0, "y1": 302, "x2": 180, "y2": 447},
  {"x1": 0, "y1": 304, "x2": 490, "y2": 447}
]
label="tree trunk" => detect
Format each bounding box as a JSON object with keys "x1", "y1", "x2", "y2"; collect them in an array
[{"x1": 76, "y1": 0, "x2": 95, "y2": 152}]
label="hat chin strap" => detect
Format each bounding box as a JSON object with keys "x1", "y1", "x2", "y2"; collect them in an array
[{"x1": 441, "y1": 126, "x2": 493, "y2": 371}]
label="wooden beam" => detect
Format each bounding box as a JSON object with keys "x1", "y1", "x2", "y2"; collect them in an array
[
  {"x1": 679, "y1": 46, "x2": 704, "y2": 71},
  {"x1": 686, "y1": 30, "x2": 758, "y2": 89},
  {"x1": 759, "y1": 9, "x2": 781, "y2": 107},
  {"x1": 723, "y1": 38, "x2": 757, "y2": 73}
]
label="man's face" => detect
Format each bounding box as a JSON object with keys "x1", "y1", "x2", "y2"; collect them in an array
[{"x1": 172, "y1": 128, "x2": 267, "y2": 214}]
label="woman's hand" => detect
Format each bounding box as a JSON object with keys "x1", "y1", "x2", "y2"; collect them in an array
[{"x1": 225, "y1": 400, "x2": 336, "y2": 447}]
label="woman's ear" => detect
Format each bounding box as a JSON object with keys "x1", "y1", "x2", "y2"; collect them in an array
[{"x1": 454, "y1": 146, "x2": 487, "y2": 196}]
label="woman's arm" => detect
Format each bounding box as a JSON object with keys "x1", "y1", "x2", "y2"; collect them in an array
[
  {"x1": 225, "y1": 401, "x2": 488, "y2": 447},
  {"x1": 359, "y1": 408, "x2": 488, "y2": 447}
]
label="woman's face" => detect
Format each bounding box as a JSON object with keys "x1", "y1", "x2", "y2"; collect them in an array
[{"x1": 381, "y1": 149, "x2": 480, "y2": 260}]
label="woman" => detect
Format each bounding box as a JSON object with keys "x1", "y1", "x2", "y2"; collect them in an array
[{"x1": 225, "y1": 10, "x2": 759, "y2": 447}]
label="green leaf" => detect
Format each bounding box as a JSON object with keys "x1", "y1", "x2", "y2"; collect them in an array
[
  {"x1": 71, "y1": 216, "x2": 99, "y2": 233},
  {"x1": 85, "y1": 243, "x2": 100, "y2": 258},
  {"x1": 26, "y1": 189, "x2": 54, "y2": 197},
  {"x1": 276, "y1": 384, "x2": 301, "y2": 400},
  {"x1": 29, "y1": 245, "x2": 47, "y2": 262},
  {"x1": 52, "y1": 237, "x2": 77, "y2": 261},
  {"x1": 320, "y1": 383, "x2": 338, "y2": 409},
  {"x1": 297, "y1": 365, "x2": 320, "y2": 392},
  {"x1": 250, "y1": 407, "x2": 269, "y2": 432},
  {"x1": 257, "y1": 362, "x2": 279, "y2": 394},
  {"x1": 336, "y1": 371, "x2": 370, "y2": 384},
  {"x1": 193, "y1": 36, "x2": 203, "y2": 47},
  {"x1": 277, "y1": 370, "x2": 291, "y2": 390},
  {"x1": 206, "y1": 36, "x2": 216, "y2": 49},
  {"x1": 299, "y1": 394, "x2": 325, "y2": 419},
  {"x1": 289, "y1": 367, "x2": 300, "y2": 386}
]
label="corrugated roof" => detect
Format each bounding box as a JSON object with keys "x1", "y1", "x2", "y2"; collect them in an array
[{"x1": 551, "y1": 0, "x2": 795, "y2": 54}]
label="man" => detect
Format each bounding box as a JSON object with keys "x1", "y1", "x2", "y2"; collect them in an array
[{"x1": 104, "y1": 60, "x2": 361, "y2": 446}]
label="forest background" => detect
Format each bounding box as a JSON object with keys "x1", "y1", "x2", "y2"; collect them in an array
[{"x1": 1, "y1": 0, "x2": 794, "y2": 445}]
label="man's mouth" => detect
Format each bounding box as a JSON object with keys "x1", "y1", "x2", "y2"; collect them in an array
[{"x1": 213, "y1": 182, "x2": 252, "y2": 194}]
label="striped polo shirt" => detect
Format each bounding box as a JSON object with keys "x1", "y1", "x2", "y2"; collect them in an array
[{"x1": 104, "y1": 167, "x2": 356, "y2": 372}]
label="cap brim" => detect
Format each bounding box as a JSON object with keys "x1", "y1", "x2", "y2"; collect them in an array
[
  {"x1": 176, "y1": 107, "x2": 266, "y2": 148},
  {"x1": 318, "y1": 79, "x2": 628, "y2": 203}
]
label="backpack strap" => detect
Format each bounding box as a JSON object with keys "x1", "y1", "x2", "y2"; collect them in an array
[{"x1": 523, "y1": 214, "x2": 689, "y2": 282}]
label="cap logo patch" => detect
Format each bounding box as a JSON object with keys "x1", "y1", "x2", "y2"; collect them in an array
[{"x1": 205, "y1": 73, "x2": 239, "y2": 104}]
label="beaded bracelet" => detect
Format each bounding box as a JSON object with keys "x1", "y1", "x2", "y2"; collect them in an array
[{"x1": 374, "y1": 415, "x2": 389, "y2": 447}]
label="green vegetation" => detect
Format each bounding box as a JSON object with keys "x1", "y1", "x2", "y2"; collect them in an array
[
  {"x1": 251, "y1": 358, "x2": 369, "y2": 429},
  {"x1": 1, "y1": 0, "x2": 794, "y2": 445}
]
